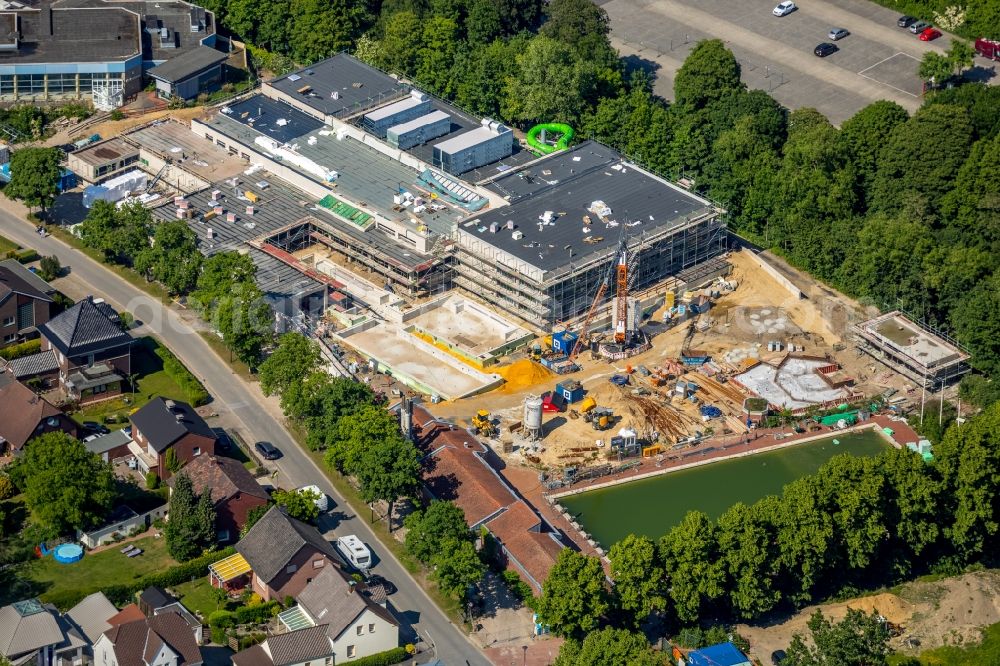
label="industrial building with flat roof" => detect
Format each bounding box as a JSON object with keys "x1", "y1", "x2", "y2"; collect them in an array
[
  {"x1": 0, "y1": 0, "x2": 218, "y2": 107},
  {"x1": 453, "y1": 141, "x2": 725, "y2": 328}
]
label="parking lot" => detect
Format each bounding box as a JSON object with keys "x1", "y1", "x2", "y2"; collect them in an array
[{"x1": 604, "y1": 0, "x2": 993, "y2": 124}]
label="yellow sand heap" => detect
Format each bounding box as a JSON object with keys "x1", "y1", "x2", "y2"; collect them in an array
[{"x1": 495, "y1": 358, "x2": 554, "y2": 389}]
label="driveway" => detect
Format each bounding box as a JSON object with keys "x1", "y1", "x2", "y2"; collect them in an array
[
  {"x1": 607, "y1": 0, "x2": 997, "y2": 124},
  {"x1": 0, "y1": 202, "x2": 489, "y2": 666}
]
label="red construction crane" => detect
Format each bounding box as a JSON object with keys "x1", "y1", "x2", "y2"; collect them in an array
[
  {"x1": 614, "y1": 247, "x2": 629, "y2": 344},
  {"x1": 570, "y1": 230, "x2": 628, "y2": 360}
]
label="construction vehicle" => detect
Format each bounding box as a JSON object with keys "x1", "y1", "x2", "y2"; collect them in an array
[
  {"x1": 472, "y1": 410, "x2": 498, "y2": 438},
  {"x1": 587, "y1": 407, "x2": 614, "y2": 431}
]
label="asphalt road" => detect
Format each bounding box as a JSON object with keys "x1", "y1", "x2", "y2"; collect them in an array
[{"x1": 0, "y1": 206, "x2": 489, "y2": 666}]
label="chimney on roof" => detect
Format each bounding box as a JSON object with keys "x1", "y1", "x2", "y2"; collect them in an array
[{"x1": 399, "y1": 396, "x2": 413, "y2": 443}]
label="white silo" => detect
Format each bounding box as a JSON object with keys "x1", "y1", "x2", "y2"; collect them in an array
[{"x1": 524, "y1": 395, "x2": 543, "y2": 440}]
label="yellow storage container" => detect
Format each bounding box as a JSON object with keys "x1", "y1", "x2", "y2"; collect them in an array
[
  {"x1": 580, "y1": 396, "x2": 597, "y2": 413},
  {"x1": 246, "y1": 191, "x2": 260, "y2": 203}
]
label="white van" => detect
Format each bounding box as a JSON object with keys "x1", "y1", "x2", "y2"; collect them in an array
[
  {"x1": 336, "y1": 535, "x2": 372, "y2": 571},
  {"x1": 298, "y1": 485, "x2": 329, "y2": 512}
]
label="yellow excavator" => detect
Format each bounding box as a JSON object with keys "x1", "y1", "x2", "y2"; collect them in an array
[{"x1": 472, "y1": 410, "x2": 498, "y2": 438}]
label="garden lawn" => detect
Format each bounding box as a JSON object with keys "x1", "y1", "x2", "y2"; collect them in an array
[
  {"x1": 0, "y1": 233, "x2": 18, "y2": 254},
  {"x1": 71, "y1": 337, "x2": 196, "y2": 426},
  {"x1": 173, "y1": 578, "x2": 230, "y2": 619},
  {"x1": 20, "y1": 535, "x2": 176, "y2": 606}
]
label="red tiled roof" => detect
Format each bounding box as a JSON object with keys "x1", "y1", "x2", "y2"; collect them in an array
[
  {"x1": 107, "y1": 604, "x2": 145, "y2": 626},
  {"x1": 168, "y1": 454, "x2": 269, "y2": 505},
  {"x1": 0, "y1": 374, "x2": 67, "y2": 451},
  {"x1": 408, "y1": 403, "x2": 565, "y2": 592}
]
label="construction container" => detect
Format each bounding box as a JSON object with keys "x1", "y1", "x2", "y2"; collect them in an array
[
  {"x1": 386, "y1": 110, "x2": 452, "y2": 150},
  {"x1": 555, "y1": 380, "x2": 584, "y2": 403},
  {"x1": 579, "y1": 396, "x2": 597, "y2": 413},
  {"x1": 551, "y1": 330, "x2": 578, "y2": 355},
  {"x1": 245, "y1": 190, "x2": 260, "y2": 203}
]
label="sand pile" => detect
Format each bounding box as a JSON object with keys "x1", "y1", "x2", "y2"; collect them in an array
[{"x1": 495, "y1": 359, "x2": 554, "y2": 390}]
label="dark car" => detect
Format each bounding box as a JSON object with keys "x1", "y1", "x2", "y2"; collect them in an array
[
  {"x1": 365, "y1": 574, "x2": 397, "y2": 595},
  {"x1": 814, "y1": 42, "x2": 838, "y2": 57},
  {"x1": 897, "y1": 15, "x2": 916, "y2": 28},
  {"x1": 771, "y1": 650, "x2": 788, "y2": 665},
  {"x1": 214, "y1": 430, "x2": 233, "y2": 451},
  {"x1": 255, "y1": 441, "x2": 281, "y2": 460},
  {"x1": 82, "y1": 421, "x2": 110, "y2": 435}
]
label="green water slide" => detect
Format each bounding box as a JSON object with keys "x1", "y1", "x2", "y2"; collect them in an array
[{"x1": 526, "y1": 123, "x2": 574, "y2": 154}]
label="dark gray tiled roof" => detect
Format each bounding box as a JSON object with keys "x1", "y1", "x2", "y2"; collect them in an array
[
  {"x1": 268, "y1": 53, "x2": 408, "y2": 119},
  {"x1": 130, "y1": 397, "x2": 215, "y2": 453},
  {"x1": 236, "y1": 506, "x2": 343, "y2": 584},
  {"x1": 84, "y1": 429, "x2": 132, "y2": 456},
  {"x1": 6, "y1": 351, "x2": 58, "y2": 378},
  {"x1": 0, "y1": 261, "x2": 53, "y2": 304},
  {"x1": 37, "y1": 296, "x2": 132, "y2": 357},
  {"x1": 149, "y1": 45, "x2": 226, "y2": 84},
  {"x1": 264, "y1": 625, "x2": 331, "y2": 666}
]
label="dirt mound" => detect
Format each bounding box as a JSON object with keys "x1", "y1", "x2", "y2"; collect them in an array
[{"x1": 495, "y1": 359, "x2": 554, "y2": 390}]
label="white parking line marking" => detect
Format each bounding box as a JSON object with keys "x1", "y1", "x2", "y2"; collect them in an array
[{"x1": 857, "y1": 52, "x2": 920, "y2": 98}]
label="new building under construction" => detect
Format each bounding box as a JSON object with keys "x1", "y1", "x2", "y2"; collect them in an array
[
  {"x1": 453, "y1": 142, "x2": 726, "y2": 330},
  {"x1": 854, "y1": 311, "x2": 970, "y2": 387}
]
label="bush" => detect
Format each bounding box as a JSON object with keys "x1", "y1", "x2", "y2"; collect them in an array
[
  {"x1": 0, "y1": 338, "x2": 41, "y2": 360},
  {"x1": 501, "y1": 569, "x2": 534, "y2": 604},
  {"x1": 0, "y1": 473, "x2": 15, "y2": 500},
  {"x1": 348, "y1": 647, "x2": 410, "y2": 666},
  {"x1": 109, "y1": 109, "x2": 125, "y2": 121},
  {"x1": 210, "y1": 625, "x2": 227, "y2": 645},
  {"x1": 233, "y1": 601, "x2": 280, "y2": 625},
  {"x1": 208, "y1": 610, "x2": 235, "y2": 628},
  {"x1": 238, "y1": 632, "x2": 266, "y2": 650},
  {"x1": 153, "y1": 345, "x2": 210, "y2": 406},
  {"x1": 38, "y1": 255, "x2": 60, "y2": 281},
  {"x1": 13, "y1": 248, "x2": 38, "y2": 264},
  {"x1": 145, "y1": 472, "x2": 159, "y2": 490}
]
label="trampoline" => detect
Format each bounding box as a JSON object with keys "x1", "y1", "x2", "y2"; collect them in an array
[{"x1": 53, "y1": 543, "x2": 84, "y2": 564}]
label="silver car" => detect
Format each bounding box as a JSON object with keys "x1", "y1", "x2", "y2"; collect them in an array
[
  {"x1": 828, "y1": 27, "x2": 849, "y2": 40},
  {"x1": 909, "y1": 20, "x2": 931, "y2": 34}
]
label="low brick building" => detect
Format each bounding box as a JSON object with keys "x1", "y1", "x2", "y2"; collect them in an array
[
  {"x1": 0, "y1": 259, "x2": 54, "y2": 349},
  {"x1": 168, "y1": 454, "x2": 269, "y2": 542},
  {"x1": 0, "y1": 373, "x2": 78, "y2": 455}
]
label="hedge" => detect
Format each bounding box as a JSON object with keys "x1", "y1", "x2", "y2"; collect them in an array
[
  {"x1": 233, "y1": 601, "x2": 280, "y2": 625},
  {"x1": 3, "y1": 248, "x2": 38, "y2": 263},
  {"x1": 43, "y1": 546, "x2": 235, "y2": 610},
  {"x1": 153, "y1": 345, "x2": 210, "y2": 406},
  {"x1": 208, "y1": 610, "x2": 235, "y2": 628},
  {"x1": 348, "y1": 647, "x2": 410, "y2": 666},
  {"x1": 0, "y1": 338, "x2": 41, "y2": 360}
]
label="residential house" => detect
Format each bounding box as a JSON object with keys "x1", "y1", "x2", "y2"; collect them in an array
[
  {"x1": 0, "y1": 598, "x2": 89, "y2": 666},
  {"x1": 0, "y1": 259, "x2": 53, "y2": 348},
  {"x1": 138, "y1": 587, "x2": 178, "y2": 618},
  {"x1": 0, "y1": 373, "x2": 78, "y2": 455},
  {"x1": 405, "y1": 402, "x2": 565, "y2": 593},
  {"x1": 167, "y1": 454, "x2": 269, "y2": 542},
  {"x1": 94, "y1": 611, "x2": 203, "y2": 666},
  {"x1": 235, "y1": 506, "x2": 345, "y2": 602},
  {"x1": 64, "y1": 592, "x2": 119, "y2": 663},
  {"x1": 234, "y1": 566, "x2": 399, "y2": 665},
  {"x1": 36, "y1": 296, "x2": 133, "y2": 405},
  {"x1": 129, "y1": 397, "x2": 217, "y2": 480}
]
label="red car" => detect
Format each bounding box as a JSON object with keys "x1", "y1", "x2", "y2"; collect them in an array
[{"x1": 919, "y1": 27, "x2": 942, "y2": 41}]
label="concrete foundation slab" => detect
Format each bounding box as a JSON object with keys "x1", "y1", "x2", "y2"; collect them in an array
[{"x1": 735, "y1": 357, "x2": 847, "y2": 410}]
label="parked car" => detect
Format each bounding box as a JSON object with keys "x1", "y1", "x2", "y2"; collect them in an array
[
  {"x1": 365, "y1": 574, "x2": 397, "y2": 596},
  {"x1": 897, "y1": 15, "x2": 916, "y2": 28},
  {"x1": 909, "y1": 20, "x2": 931, "y2": 34},
  {"x1": 82, "y1": 421, "x2": 110, "y2": 435},
  {"x1": 773, "y1": 1, "x2": 796, "y2": 16},
  {"x1": 298, "y1": 484, "x2": 329, "y2": 511},
  {"x1": 771, "y1": 650, "x2": 788, "y2": 665},
  {"x1": 254, "y1": 440, "x2": 281, "y2": 460},
  {"x1": 814, "y1": 42, "x2": 838, "y2": 57},
  {"x1": 828, "y1": 27, "x2": 849, "y2": 40},
  {"x1": 919, "y1": 27, "x2": 942, "y2": 41}
]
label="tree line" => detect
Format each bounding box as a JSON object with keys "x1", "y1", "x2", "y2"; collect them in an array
[
  {"x1": 535, "y1": 401, "x2": 1000, "y2": 658},
  {"x1": 258, "y1": 332, "x2": 488, "y2": 603},
  {"x1": 75, "y1": 201, "x2": 273, "y2": 368}
]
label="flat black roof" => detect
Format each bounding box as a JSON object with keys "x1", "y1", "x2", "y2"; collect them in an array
[
  {"x1": 0, "y1": 6, "x2": 141, "y2": 64},
  {"x1": 466, "y1": 141, "x2": 715, "y2": 274},
  {"x1": 268, "y1": 53, "x2": 409, "y2": 119},
  {"x1": 221, "y1": 95, "x2": 325, "y2": 144},
  {"x1": 148, "y1": 44, "x2": 225, "y2": 83}
]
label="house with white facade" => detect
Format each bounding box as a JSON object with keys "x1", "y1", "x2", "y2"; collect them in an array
[
  {"x1": 232, "y1": 566, "x2": 399, "y2": 664},
  {"x1": 93, "y1": 611, "x2": 202, "y2": 666}
]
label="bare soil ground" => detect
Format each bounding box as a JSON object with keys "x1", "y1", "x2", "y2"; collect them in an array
[
  {"x1": 429, "y1": 249, "x2": 921, "y2": 470},
  {"x1": 737, "y1": 570, "x2": 1000, "y2": 661}
]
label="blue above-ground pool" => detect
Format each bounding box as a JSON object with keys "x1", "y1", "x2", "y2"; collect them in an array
[{"x1": 53, "y1": 543, "x2": 84, "y2": 564}]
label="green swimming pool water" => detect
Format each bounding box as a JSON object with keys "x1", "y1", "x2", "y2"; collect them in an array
[{"x1": 559, "y1": 430, "x2": 891, "y2": 548}]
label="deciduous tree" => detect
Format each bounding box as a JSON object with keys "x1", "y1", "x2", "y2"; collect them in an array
[
  {"x1": 554, "y1": 628, "x2": 660, "y2": 666},
  {"x1": 5, "y1": 147, "x2": 61, "y2": 212},
  {"x1": 134, "y1": 220, "x2": 202, "y2": 295},
  {"x1": 272, "y1": 488, "x2": 321, "y2": 523},
  {"x1": 608, "y1": 534, "x2": 665, "y2": 626},
  {"x1": 11, "y1": 432, "x2": 116, "y2": 537},
  {"x1": 534, "y1": 549, "x2": 610, "y2": 639},
  {"x1": 404, "y1": 500, "x2": 472, "y2": 564},
  {"x1": 673, "y1": 39, "x2": 743, "y2": 110},
  {"x1": 259, "y1": 332, "x2": 323, "y2": 398},
  {"x1": 431, "y1": 537, "x2": 484, "y2": 600},
  {"x1": 784, "y1": 608, "x2": 890, "y2": 666},
  {"x1": 659, "y1": 511, "x2": 726, "y2": 623},
  {"x1": 353, "y1": 436, "x2": 422, "y2": 532}
]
